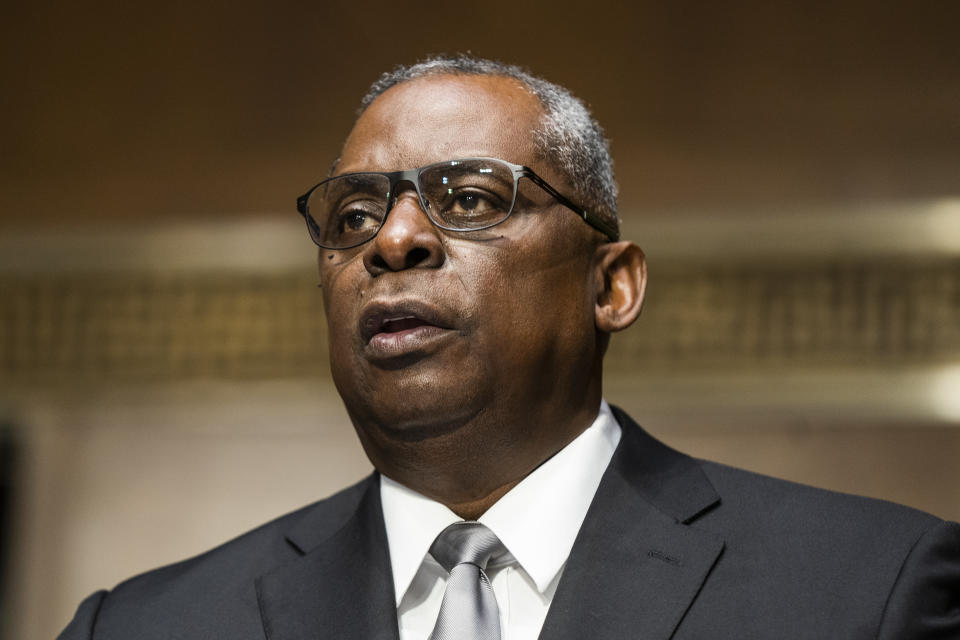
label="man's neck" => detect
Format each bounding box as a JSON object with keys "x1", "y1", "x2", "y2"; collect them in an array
[
  {"x1": 355, "y1": 385, "x2": 605, "y2": 519},
  {"x1": 442, "y1": 479, "x2": 519, "y2": 520}
]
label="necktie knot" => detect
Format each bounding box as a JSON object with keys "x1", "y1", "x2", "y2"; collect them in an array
[
  {"x1": 429, "y1": 522, "x2": 506, "y2": 574},
  {"x1": 428, "y1": 522, "x2": 505, "y2": 640}
]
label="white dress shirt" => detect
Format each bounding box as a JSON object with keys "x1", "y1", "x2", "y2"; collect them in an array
[{"x1": 380, "y1": 401, "x2": 622, "y2": 640}]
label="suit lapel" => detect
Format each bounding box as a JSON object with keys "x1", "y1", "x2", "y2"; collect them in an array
[
  {"x1": 253, "y1": 410, "x2": 723, "y2": 640},
  {"x1": 256, "y1": 475, "x2": 400, "y2": 640},
  {"x1": 539, "y1": 408, "x2": 725, "y2": 640}
]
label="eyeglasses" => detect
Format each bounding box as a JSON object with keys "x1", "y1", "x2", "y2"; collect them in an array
[{"x1": 296, "y1": 157, "x2": 619, "y2": 249}]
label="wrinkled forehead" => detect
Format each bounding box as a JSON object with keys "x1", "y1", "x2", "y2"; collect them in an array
[{"x1": 337, "y1": 74, "x2": 546, "y2": 175}]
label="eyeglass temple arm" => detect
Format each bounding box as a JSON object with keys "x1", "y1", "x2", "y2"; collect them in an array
[
  {"x1": 522, "y1": 170, "x2": 620, "y2": 241},
  {"x1": 297, "y1": 192, "x2": 310, "y2": 215}
]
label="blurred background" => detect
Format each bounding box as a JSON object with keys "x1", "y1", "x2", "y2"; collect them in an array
[{"x1": 2, "y1": 1, "x2": 959, "y2": 638}]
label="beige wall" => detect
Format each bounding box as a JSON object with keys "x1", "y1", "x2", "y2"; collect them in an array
[{"x1": 6, "y1": 382, "x2": 368, "y2": 640}]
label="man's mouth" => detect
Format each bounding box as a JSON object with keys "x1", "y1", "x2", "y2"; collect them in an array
[
  {"x1": 378, "y1": 316, "x2": 433, "y2": 335},
  {"x1": 359, "y1": 301, "x2": 456, "y2": 362}
]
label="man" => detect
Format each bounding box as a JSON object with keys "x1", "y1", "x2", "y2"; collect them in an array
[{"x1": 60, "y1": 55, "x2": 959, "y2": 639}]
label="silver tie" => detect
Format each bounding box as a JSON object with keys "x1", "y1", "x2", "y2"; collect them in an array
[{"x1": 428, "y1": 522, "x2": 506, "y2": 640}]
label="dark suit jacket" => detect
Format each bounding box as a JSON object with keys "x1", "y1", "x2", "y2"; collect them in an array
[{"x1": 59, "y1": 408, "x2": 960, "y2": 639}]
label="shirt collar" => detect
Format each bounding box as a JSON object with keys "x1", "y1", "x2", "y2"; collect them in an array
[
  {"x1": 380, "y1": 475, "x2": 461, "y2": 606},
  {"x1": 380, "y1": 400, "x2": 621, "y2": 604},
  {"x1": 479, "y1": 400, "x2": 621, "y2": 593}
]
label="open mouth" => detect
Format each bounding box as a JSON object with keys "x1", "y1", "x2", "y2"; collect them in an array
[
  {"x1": 378, "y1": 316, "x2": 434, "y2": 335},
  {"x1": 360, "y1": 301, "x2": 452, "y2": 342},
  {"x1": 359, "y1": 301, "x2": 456, "y2": 362}
]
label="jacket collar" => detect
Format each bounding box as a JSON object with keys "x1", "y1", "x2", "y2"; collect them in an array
[
  {"x1": 608, "y1": 405, "x2": 721, "y2": 524},
  {"x1": 256, "y1": 474, "x2": 400, "y2": 640},
  {"x1": 539, "y1": 407, "x2": 725, "y2": 640},
  {"x1": 256, "y1": 407, "x2": 724, "y2": 640}
]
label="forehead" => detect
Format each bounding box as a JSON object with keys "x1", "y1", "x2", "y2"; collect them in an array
[{"x1": 337, "y1": 74, "x2": 545, "y2": 174}]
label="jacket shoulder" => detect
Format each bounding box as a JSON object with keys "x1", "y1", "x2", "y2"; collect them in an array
[
  {"x1": 679, "y1": 460, "x2": 958, "y2": 637},
  {"x1": 697, "y1": 458, "x2": 944, "y2": 535},
  {"x1": 59, "y1": 474, "x2": 375, "y2": 640}
]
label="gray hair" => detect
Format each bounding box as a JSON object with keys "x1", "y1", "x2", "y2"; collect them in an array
[{"x1": 358, "y1": 54, "x2": 619, "y2": 235}]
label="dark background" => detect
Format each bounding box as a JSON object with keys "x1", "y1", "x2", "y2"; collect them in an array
[{"x1": 2, "y1": 1, "x2": 958, "y2": 227}]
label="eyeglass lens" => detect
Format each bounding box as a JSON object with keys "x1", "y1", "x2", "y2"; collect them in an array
[{"x1": 305, "y1": 159, "x2": 518, "y2": 249}]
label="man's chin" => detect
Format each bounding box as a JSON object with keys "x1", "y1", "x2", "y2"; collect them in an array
[
  {"x1": 348, "y1": 396, "x2": 489, "y2": 445},
  {"x1": 371, "y1": 418, "x2": 470, "y2": 443}
]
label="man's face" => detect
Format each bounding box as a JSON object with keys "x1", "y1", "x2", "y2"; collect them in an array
[{"x1": 319, "y1": 74, "x2": 604, "y2": 491}]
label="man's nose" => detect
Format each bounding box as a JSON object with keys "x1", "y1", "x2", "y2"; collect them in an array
[{"x1": 363, "y1": 191, "x2": 445, "y2": 275}]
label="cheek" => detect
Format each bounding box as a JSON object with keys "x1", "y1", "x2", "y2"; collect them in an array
[
  {"x1": 319, "y1": 260, "x2": 366, "y2": 347},
  {"x1": 467, "y1": 242, "x2": 594, "y2": 354}
]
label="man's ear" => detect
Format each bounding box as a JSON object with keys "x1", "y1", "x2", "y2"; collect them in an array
[{"x1": 594, "y1": 241, "x2": 647, "y2": 333}]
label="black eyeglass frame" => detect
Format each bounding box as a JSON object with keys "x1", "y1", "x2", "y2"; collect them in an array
[{"x1": 296, "y1": 157, "x2": 619, "y2": 250}]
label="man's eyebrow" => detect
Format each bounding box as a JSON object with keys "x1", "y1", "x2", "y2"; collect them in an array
[{"x1": 327, "y1": 157, "x2": 341, "y2": 178}]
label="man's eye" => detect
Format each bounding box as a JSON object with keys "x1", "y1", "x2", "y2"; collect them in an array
[
  {"x1": 444, "y1": 189, "x2": 505, "y2": 215},
  {"x1": 334, "y1": 206, "x2": 382, "y2": 235},
  {"x1": 453, "y1": 193, "x2": 486, "y2": 211},
  {"x1": 343, "y1": 211, "x2": 368, "y2": 230}
]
